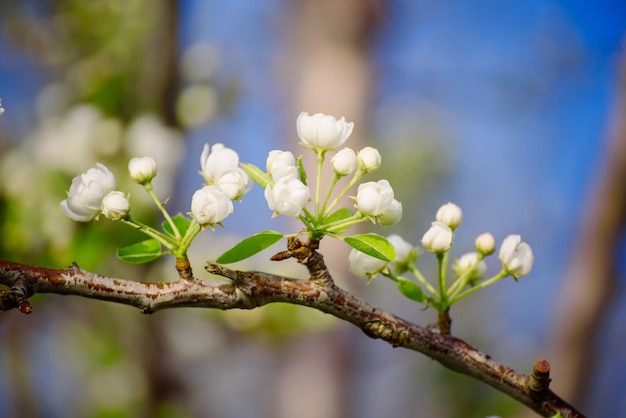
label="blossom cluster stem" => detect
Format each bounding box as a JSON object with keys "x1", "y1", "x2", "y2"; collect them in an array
[
  {"x1": 449, "y1": 269, "x2": 508, "y2": 304},
  {"x1": 144, "y1": 183, "x2": 181, "y2": 241},
  {"x1": 408, "y1": 264, "x2": 438, "y2": 297},
  {"x1": 121, "y1": 217, "x2": 176, "y2": 250}
]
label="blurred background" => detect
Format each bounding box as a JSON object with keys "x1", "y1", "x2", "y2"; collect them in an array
[{"x1": 0, "y1": 0, "x2": 625, "y2": 417}]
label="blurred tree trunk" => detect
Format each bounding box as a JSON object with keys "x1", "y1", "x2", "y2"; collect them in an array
[
  {"x1": 528, "y1": 44, "x2": 626, "y2": 415},
  {"x1": 274, "y1": 1, "x2": 384, "y2": 418}
]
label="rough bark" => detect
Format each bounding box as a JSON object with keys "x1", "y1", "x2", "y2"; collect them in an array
[{"x1": 0, "y1": 251, "x2": 584, "y2": 418}]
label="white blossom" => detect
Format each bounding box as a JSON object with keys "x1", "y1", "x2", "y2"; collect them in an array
[
  {"x1": 215, "y1": 168, "x2": 251, "y2": 200},
  {"x1": 355, "y1": 180, "x2": 394, "y2": 217},
  {"x1": 297, "y1": 112, "x2": 354, "y2": 151},
  {"x1": 200, "y1": 143, "x2": 240, "y2": 184},
  {"x1": 498, "y1": 235, "x2": 534, "y2": 279},
  {"x1": 101, "y1": 191, "x2": 130, "y2": 221},
  {"x1": 331, "y1": 147, "x2": 357, "y2": 176},
  {"x1": 421, "y1": 221, "x2": 453, "y2": 253},
  {"x1": 61, "y1": 163, "x2": 117, "y2": 222},
  {"x1": 0, "y1": 98, "x2": 4, "y2": 116},
  {"x1": 266, "y1": 150, "x2": 297, "y2": 180},
  {"x1": 453, "y1": 252, "x2": 487, "y2": 278},
  {"x1": 357, "y1": 147, "x2": 381, "y2": 173},
  {"x1": 348, "y1": 248, "x2": 387, "y2": 279},
  {"x1": 190, "y1": 185, "x2": 233, "y2": 225},
  {"x1": 264, "y1": 177, "x2": 310, "y2": 217},
  {"x1": 436, "y1": 202, "x2": 463, "y2": 230},
  {"x1": 128, "y1": 156, "x2": 157, "y2": 184},
  {"x1": 475, "y1": 232, "x2": 496, "y2": 256},
  {"x1": 199, "y1": 143, "x2": 250, "y2": 199},
  {"x1": 387, "y1": 234, "x2": 415, "y2": 264},
  {"x1": 378, "y1": 198, "x2": 403, "y2": 226}
]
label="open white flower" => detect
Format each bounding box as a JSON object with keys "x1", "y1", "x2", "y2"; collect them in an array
[
  {"x1": 199, "y1": 143, "x2": 250, "y2": 199},
  {"x1": 421, "y1": 221, "x2": 453, "y2": 253},
  {"x1": 128, "y1": 156, "x2": 157, "y2": 184},
  {"x1": 348, "y1": 248, "x2": 387, "y2": 279},
  {"x1": 297, "y1": 112, "x2": 354, "y2": 151},
  {"x1": 190, "y1": 185, "x2": 233, "y2": 225},
  {"x1": 101, "y1": 191, "x2": 130, "y2": 221},
  {"x1": 200, "y1": 143, "x2": 240, "y2": 184},
  {"x1": 61, "y1": 163, "x2": 117, "y2": 222},
  {"x1": 355, "y1": 180, "x2": 394, "y2": 217},
  {"x1": 264, "y1": 177, "x2": 310, "y2": 217},
  {"x1": 498, "y1": 235, "x2": 534, "y2": 279}
]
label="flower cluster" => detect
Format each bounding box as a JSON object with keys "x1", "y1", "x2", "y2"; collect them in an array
[
  {"x1": 60, "y1": 142, "x2": 251, "y2": 262},
  {"x1": 192, "y1": 143, "x2": 251, "y2": 226},
  {"x1": 59, "y1": 110, "x2": 534, "y2": 318},
  {"x1": 251, "y1": 111, "x2": 402, "y2": 232},
  {"x1": 348, "y1": 202, "x2": 534, "y2": 315},
  {"x1": 61, "y1": 163, "x2": 128, "y2": 222},
  {"x1": 0, "y1": 98, "x2": 4, "y2": 116},
  {"x1": 263, "y1": 150, "x2": 310, "y2": 217}
]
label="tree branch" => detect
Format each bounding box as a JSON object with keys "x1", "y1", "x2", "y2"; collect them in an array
[{"x1": 0, "y1": 255, "x2": 583, "y2": 417}]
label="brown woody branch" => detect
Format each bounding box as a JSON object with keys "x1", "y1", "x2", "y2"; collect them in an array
[{"x1": 0, "y1": 252, "x2": 583, "y2": 418}]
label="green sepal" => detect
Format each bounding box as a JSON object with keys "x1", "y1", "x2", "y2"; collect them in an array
[
  {"x1": 397, "y1": 278, "x2": 425, "y2": 303},
  {"x1": 216, "y1": 231, "x2": 284, "y2": 264},
  {"x1": 297, "y1": 155, "x2": 307, "y2": 185},
  {"x1": 241, "y1": 163, "x2": 272, "y2": 188},
  {"x1": 344, "y1": 233, "x2": 396, "y2": 262},
  {"x1": 117, "y1": 239, "x2": 162, "y2": 264}
]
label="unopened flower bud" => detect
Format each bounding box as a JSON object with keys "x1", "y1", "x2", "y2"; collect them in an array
[
  {"x1": 331, "y1": 147, "x2": 357, "y2": 176},
  {"x1": 378, "y1": 199, "x2": 403, "y2": 226},
  {"x1": 191, "y1": 185, "x2": 233, "y2": 225},
  {"x1": 421, "y1": 221, "x2": 453, "y2": 253},
  {"x1": 436, "y1": 202, "x2": 463, "y2": 230},
  {"x1": 101, "y1": 191, "x2": 130, "y2": 221},
  {"x1": 348, "y1": 248, "x2": 387, "y2": 279},
  {"x1": 128, "y1": 157, "x2": 157, "y2": 184},
  {"x1": 355, "y1": 180, "x2": 394, "y2": 217},
  {"x1": 357, "y1": 147, "x2": 381, "y2": 173},
  {"x1": 266, "y1": 150, "x2": 297, "y2": 181},
  {"x1": 475, "y1": 232, "x2": 496, "y2": 256},
  {"x1": 453, "y1": 252, "x2": 487, "y2": 278}
]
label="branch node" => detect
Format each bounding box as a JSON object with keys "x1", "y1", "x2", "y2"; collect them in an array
[
  {"x1": 437, "y1": 309, "x2": 452, "y2": 335},
  {"x1": 176, "y1": 257, "x2": 194, "y2": 281},
  {"x1": 526, "y1": 358, "x2": 551, "y2": 398},
  {"x1": 0, "y1": 270, "x2": 35, "y2": 313}
]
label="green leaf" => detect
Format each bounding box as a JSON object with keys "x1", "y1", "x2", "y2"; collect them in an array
[
  {"x1": 241, "y1": 163, "x2": 272, "y2": 188},
  {"x1": 117, "y1": 239, "x2": 162, "y2": 264},
  {"x1": 162, "y1": 213, "x2": 191, "y2": 237},
  {"x1": 216, "y1": 231, "x2": 284, "y2": 264},
  {"x1": 297, "y1": 155, "x2": 307, "y2": 185},
  {"x1": 397, "y1": 278, "x2": 425, "y2": 303},
  {"x1": 344, "y1": 233, "x2": 396, "y2": 262},
  {"x1": 321, "y1": 207, "x2": 353, "y2": 234}
]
